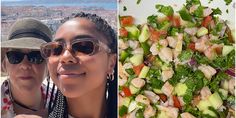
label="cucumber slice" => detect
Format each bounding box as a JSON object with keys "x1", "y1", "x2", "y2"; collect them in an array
[
  {"x1": 197, "y1": 99, "x2": 212, "y2": 111},
  {"x1": 120, "y1": 50, "x2": 129, "y2": 63},
  {"x1": 174, "y1": 83, "x2": 187, "y2": 96},
  {"x1": 139, "y1": 24, "x2": 150, "y2": 42},
  {"x1": 123, "y1": 97, "x2": 131, "y2": 107},
  {"x1": 130, "y1": 54, "x2": 143, "y2": 66},
  {"x1": 222, "y1": 45, "x2": 234, "y2": 56},
  {"x1": 157, "y1": 111, "x2": 170, "y2": 118},
  {"x1": 208, "y1": 92, "x2": 223, "y2": 109},
  {"x1": 153, "y1": 89, "x2": 163, "y2": 94},
  {"x1": 203, "y1": 109, "x2": 217, "y2": 117},
  {"x1": 197, "y1": 27, "x2": 208, "y2": 37},
  {"x1": 119, "y1": 105, "x2": 128, "y2": 117},
  {"x1": 128, "y1": 100, "x2": 138, "y2": 113},
  {"x1": 129, "y1": 84, "x2": 140, "y2": 94},
  {"x1": 138, "y1": 66, "x2": 150, "y2": 78},
  {"x1": 125, "y1": 25, "x2": 140, "y2": 39}
]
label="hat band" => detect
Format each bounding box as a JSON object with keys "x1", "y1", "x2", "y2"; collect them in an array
[{"x1": 9, "y1": 29, "x2": 51, "y2": 42}]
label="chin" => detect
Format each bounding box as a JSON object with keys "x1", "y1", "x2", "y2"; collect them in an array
[{"x1": 59, "y1": 84, "x2": 85, "y2": 98}]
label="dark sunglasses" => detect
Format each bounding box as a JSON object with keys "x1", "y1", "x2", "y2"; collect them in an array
[
  {"x1": 40, "y1": 38, "x2": 111, "y2": 58},
  {"x1": 6, "y1": 51, "x2": 44, "y2": 64}
]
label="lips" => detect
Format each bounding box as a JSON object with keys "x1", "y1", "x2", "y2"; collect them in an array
[
  {"x1": 58, "y1": 71, "x2": 86, "y2": 79},
  {"x1": 18, "y1": 76, "x2": 33, "y2": 80}
]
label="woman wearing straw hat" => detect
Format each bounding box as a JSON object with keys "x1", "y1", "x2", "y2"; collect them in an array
[
  {"x1": 40, "y1": 12, "x2": 117, "y2": 118},
  {"x1": 1, "y1": 18, "x2": 52, "y2": 118}
]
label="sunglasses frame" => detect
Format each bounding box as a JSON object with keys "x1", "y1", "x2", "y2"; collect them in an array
[
  {"x1": 40, "y1": 38, "x2": 111, "y2": 58},
  {"x1": 6, "y1": 50, "x2": 44, "y2": 64}
]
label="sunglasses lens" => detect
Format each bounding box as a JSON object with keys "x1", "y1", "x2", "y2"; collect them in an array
[
  {"x1": 27, "y1": 51, "x2": 44, "y2": 64},
  {"x1": 6, "y1": 51, "x2": 24, "y2": 64},
  {"x1": 41, "y1": 42, "x2": 63, "y2": 58},
  {"x1": 72, "y1": 41, "x2": 95, "y2": 55}
]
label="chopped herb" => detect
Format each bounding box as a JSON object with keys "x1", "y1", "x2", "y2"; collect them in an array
[
  {"x1": 147, "y1": 15, "x2": 158, "y2": 28},
  {"x1": 224, "y1": 0, "x2": 232, "y2": 5},
  {"x1": 123, "y1": 6, "x2": 127, "y2": 11},
  {"x1": 179, "y1": 7, "x2": 193, "y2": 22},
  {"x1": 212, "y1": 8, "x2": 222, "y2": 15},
  {"x1": 193, "y1": 6, "x2": 204, "y2": 18},
  {"x1": 137, "y1": 0, "x2": 141, "y2": 4},
  {"x1": 226, "y1": 9, "x2": 229, "y2": 13},
  {"x1": 178, "y1": 50, "x2": 193, "y2": 61},
  {"x1": 155, "y1": 4, "x2": 174, "y2": 16}
]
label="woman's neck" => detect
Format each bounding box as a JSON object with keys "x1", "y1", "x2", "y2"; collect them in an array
[
  {"x1": 10, "y1": 84, "x2": 42, "y2": 110},
  {"x1": 67, "y1": 84, "x2": 107, "y2": 118}
]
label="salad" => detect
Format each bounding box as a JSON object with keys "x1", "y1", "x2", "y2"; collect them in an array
[{"x1": 118, "y1": 0, "x2": 235, "y2": 118}]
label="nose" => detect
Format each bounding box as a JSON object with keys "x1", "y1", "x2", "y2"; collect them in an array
[
  {"x1": 59, "y1": 48, "x2": 78, "y2": 64},
  {"x1": 19, "y1": 56, "x2": 32, "y2": 70}
]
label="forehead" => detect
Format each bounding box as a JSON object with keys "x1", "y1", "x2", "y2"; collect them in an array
[
  {"x1": 55, "y1": 18, "x2": 107, "y2": 43},
  {"x1": 7, "y1": 48, "x2": 38, "y2": 52}
]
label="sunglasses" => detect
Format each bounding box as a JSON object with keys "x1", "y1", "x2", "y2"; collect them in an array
[
  {"x1": 6, "y1": 51, "x2": 44, "y2": 64},
  {"x1": 40, "y1": 38, "x2": 111, "y2": 58}
]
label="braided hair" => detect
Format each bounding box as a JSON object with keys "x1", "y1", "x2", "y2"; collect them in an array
[{"x1": 47, "y1": 12, "x2": 117, "y2": 118}]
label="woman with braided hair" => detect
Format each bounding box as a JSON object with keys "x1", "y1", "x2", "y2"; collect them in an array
[{"x1": 40, "y1": 12, "x2": 117, "y2": 118}]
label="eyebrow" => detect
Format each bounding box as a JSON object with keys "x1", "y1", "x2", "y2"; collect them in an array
[{"x1": 54, "y1": 35, "x2": 95, "y2": 41}]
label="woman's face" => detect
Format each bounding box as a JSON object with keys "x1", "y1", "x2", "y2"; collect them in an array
[
  {"x1": 3, "y1": 49, "x2": 47, "y2": 91},
  {"x1": 48, "y1": 18, "x2": 116, "y2": 98}
]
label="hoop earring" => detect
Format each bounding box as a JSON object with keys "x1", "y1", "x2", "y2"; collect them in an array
[{"x1": 107, "y1": 70, "x2": 114, "y2": 81}]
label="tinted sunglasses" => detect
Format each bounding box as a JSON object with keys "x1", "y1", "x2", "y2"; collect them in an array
[
  {"x1": 40, "y1": 38, "x2": 111, "y2": 58},
  {"x1": 6, "y1": 51, "x2": 44, "y2": 64}
]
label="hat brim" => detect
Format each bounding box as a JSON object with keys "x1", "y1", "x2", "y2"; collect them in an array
[{"x1": 1, "y1": 37, "x2": 47, "y2": 50}]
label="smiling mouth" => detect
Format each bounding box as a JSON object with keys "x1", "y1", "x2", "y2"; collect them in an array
[
  {"x1": 58, "y1": 72, "x2": 86, "y2": 79},
  {"x1": 19, "y1": 76, "x2": 33, "y2": 80}
]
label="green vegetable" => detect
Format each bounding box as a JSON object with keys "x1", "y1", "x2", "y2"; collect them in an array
[
  {"x1": 125, "y1": 68, "x2": 135, "y2": 75},
  {"x1": 193, "y1": 52, "x2": 210, "y2": 64},
  {"x1": 130, "y1": 54, "x2": 143, "y2": 66},
  {"x1": 193, "y1": 6, "x2": 204, "y2": 18},
  {"x1": 120, "y1": 50, "x2": 130, "y2": 63},
  {"x1": 136, "y1": 0, "x2": 141, "y2": 4},
  {"x1": 125, "y1": 25, "x2": 140, "y2": 39},
  {"x1": 208, "y1": 92, "x2": 223, "y2": 109},
  {"x1": 140, "y1": 42, "x2": 150, "y2": 56},
  {"x1": 155, "y1": 4, "x2": 174, "y2": 16},
  {"x1": 212, "y1": 8, "x2": 222, "y2": 15},
  {"x1": 224, "y1": 0, "x2": 232, "y2": 5},
  {"x1": 139, "y1": 24, "x2": 150, "y2": 42},
  {"x1": 222, "y1": 45, "x2": 234, "y2": 56},
  {"x1": 123, "y1": 6, "x2": 127, "y2": 11},
  {"x1": 203, "y1": 109, "x2": 217, "y2": 117},
  {"x1": 179, "y1": 7, "x2": 193, "y2": 22},
  {"x1": 147, "y1": 15, "x2": 158, "y2": 28},
  {"x1": 129, "y1": 84, "x2": 140, "y2": 94},
  {"x1": 168, "y1": 27, "x2": 179, "y2": 36},
  {"x1": 209, "y1": 72, "x2": 228, "y2": 92},
  {"x1": 119, "y1": 105, "x2": 128, "y2": 117},
  {"x1": 183, "y1": 89, "x2": 193, "y2": 104},
  {"x1": 158, "y1": 20, "x2": 171, "y2": 30},
  {"x1": 211, "y1": 50, "x2": 235, "y2": 70},
  {"x1": 218, "y1": 88, "x2": 228, "y2": 100},
  {"x1": 197, "y1": 27, "x2": 208, "y2": 37},
  {"x1": 150, "y1": 78, "x2": 164, "y2": 89},
  {"x1": 138, "y1": 66, "x2": 150, "y2": 78},
  {"x1": 178, "y1": 50, "x2": 193, "y2": 61},
  {"x1": 197, "y1": 99, "x2": 212, "y2": 111},
  {"x1": 136, "y1": 109, "x2": 145, "y2": 118},
  {"x1": 175, "y1": 83, "x2": 187, "y2": 96},
  {"x1": 227, "y1": 95, "x2": 235, "y2": 106},
  {"x1": 128, "y1": 101, "x2": 137, "y2": 113}
]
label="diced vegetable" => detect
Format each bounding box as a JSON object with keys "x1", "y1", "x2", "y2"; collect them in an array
[
  {"x1": 197, "y1": 27, "x2": 208, "y2": 37},
  {"x1": 174, "y1": 83, "x2": 187, "y2": 96},
  {"x1": 120, "y1": 50, "x2": 130, "y2": 63},
  {"x1": 120, "y1": 16, "x2": 134, "y2": 27},
  {"x1": 133, "y1": 63, "x2": 145, "y2": 76},
  {"x1": 202, "y1": 16, "x2": 212, "y2": 27},
  {"x1": 128, "y1": 101, "x2": 138, "y2": 113},
  {"x1": 179, "y1": 7, "x2": 192, "y2": 22},
  {"x1": 173, "y1": 95, "x2": 181, "y2": 109},
  {"x1": 222, "y1": 45, "x2": 234, "y2": 56},
  {"x1": 202, "y1": 109, "x2": 217, "y2": 117},
  {"x1": 129, "y1": 84, "x2": 140, "y2": 94},
  {"x1": 197, "y1": 99, "x2": 212, "y2": 111},
  {"x1": 119, "y1": 105, "x2": 128, "y2": 117},
  {"x1": 122, "y1": 86, "x2": 132, "y2": 97},
  {"x1": 155, "y1": 4, "x2": 174, "y2": 16},
  {"x1": 208, "y1": 92, "x2": 223, "y2": 109},
  {"x1": 218, "y1": 88, "x2": 228, "y2": 100},
  {"x1": 125, "y1": 25, "x2": 140, "y2": 39},
  {"x1": 130, "y1": 54, "x2": 143, "y2": 66},
  {"x1": 139, "y1": 24, "x2": 150, "y2": 42},
  {"x1": 138, "y1": 66, "x2": 150, "y2": 78}
]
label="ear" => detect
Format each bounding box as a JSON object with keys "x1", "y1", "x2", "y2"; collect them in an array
[
  {"x1": 1, "y1": 57, "x2": 7, "y2": 74},
  {"x1": 107, "y1": 54, "x2": 117, "y2": 74}
]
